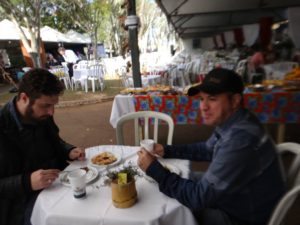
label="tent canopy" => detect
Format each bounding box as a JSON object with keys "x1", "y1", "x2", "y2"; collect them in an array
[
  {"x1": 0, "y1": 19, "x2": 91, "y2": 44},
  {"x1": 65, "y1": 30, "x2": 91, "y2": 44},
  {"x1": 0, "y1": 19, "x2": 29, "y2": 40},
  {"x1": 40, "y1": 26, "x2": 71, "y2": 43},
  {"x1": 156, "y1": 0, "x2": 300, "y2": 39}
]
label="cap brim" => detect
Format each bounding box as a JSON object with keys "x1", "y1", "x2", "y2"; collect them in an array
[{"x1": 187, "y1": 84, "x2": 225, "y2": 96}]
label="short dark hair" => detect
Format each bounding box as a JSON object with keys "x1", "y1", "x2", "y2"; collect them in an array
[{"x1": 17, "y1": 68, "x2": 64, "y2": 100}]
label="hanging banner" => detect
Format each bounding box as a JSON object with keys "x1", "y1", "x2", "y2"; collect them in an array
[
  {"x1": 233, "y1": 28, "x2": 244, "y2": 47},
  {"x1": 259, "y1": 17, "x2": 273, "y2": 48},
  {"x1": 288, "y1": 7, "x2": 300, "y2": 49}
]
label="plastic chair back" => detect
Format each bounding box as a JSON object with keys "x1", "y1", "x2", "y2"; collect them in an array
[
  {"x1": 116, "y1": 111, "x2": 174, "y2": 146},
  {"x1": 267, "y1": 185, "x2": 300, "y2": 225},
  {"x1": 277, "y1": 142, "x2": 300, "y2": 188}
]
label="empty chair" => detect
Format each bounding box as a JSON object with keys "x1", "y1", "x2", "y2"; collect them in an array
[
  {"x1": 50, "y1": 66, "x2": 71, "y2": 90},
  {"x1": 267, "y1": 184, "x2": 300, "y2": 225},
  {"x1": 116, "y1": 111, "x2": 174, "y2": 146},
  {"x1": 277, "y1": 142, "x2": 300, "y2": 188},
  {"x1": 88, "y1": 64, "x2": 105, "y2": 92},
  {"x1": 235, "y1": 59, "x2": 248, "y2": 77},
  {"x1": 71, "y1": 63, "x2": 88, "y2": 92}
]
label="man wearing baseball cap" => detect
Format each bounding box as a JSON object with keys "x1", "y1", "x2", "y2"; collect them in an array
[{"x1": 138, "y1": 68, "x2": 286, "y2": 225}]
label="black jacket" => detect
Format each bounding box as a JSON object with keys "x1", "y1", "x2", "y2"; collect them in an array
[{"x1": 0, "y1": 98, "x2": 74, "y2": 225}]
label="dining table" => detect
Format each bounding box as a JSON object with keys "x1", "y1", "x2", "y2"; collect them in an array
[
  {"x1": 110, "y1": 89, "x2": 300, "y2": 143},
  {"x1": 30, "y1": 145, "x2": 197, "y2": 225}
]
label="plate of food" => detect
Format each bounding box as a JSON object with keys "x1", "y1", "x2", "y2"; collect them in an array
[
  {"x1": 88, "y1": 151, "x2": 122, "y2": 169},
  {"x1": 60, "y1": 166, "x2": 98, "y2": 187}
]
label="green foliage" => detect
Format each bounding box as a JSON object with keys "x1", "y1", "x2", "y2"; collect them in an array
[{"x1": 106, "y1": 162, "x2": 142, "y2": 182}]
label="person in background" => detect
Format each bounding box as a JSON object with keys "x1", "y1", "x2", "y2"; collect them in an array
[
  {"x1": 45, "y1": 53, "x2": 59, "y2": 68},
  {"x1": 0, "y1": 53, "x2": 5, "y2": 67},
  {"x1": 137, "y1": 68, "x2": 286, "y2": 225},
  {"x1": 248, "y1": 44, "x2": 265, "y2": 73},
  {"x1": 57, "y1": 47, "x2": 79, "y2": 78},
  {"x1": 0, "y1": 68, "x2": 85, "y2": 225},
  {"x1": 248, "y1": 44, "x2": 268, "y2": 84}
]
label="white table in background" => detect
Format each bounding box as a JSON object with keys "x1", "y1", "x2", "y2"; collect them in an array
[
  {"x1": 31, "y1": 145, "x2": 197, "y2": 225},
  {"x1": 110, "y1": 95, "x2": 135, "y2": 128}
]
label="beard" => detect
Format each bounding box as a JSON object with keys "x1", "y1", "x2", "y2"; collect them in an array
[{"x1": 24, "y1": 103, "x2": 50, "y2": 124}]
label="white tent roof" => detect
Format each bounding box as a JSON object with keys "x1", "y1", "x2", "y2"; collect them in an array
[
  {"x1": 0, "y1": 19, "x2": 29, "y2": 40},
  {"x1": 156, "y1": 0, "x2": 300, "y2": 39},
  {"x1": 65, "y1": 30, "x2": 91, "y2": 44},
  {"x1": 40, "y1": 26, "x2": 71, "y2": 43},
  {"x1": 0, "y1": 20, "x2": 89, "y2": 44}
]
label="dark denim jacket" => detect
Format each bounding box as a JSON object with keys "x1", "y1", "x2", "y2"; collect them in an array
[{"x1": 147, "y1": 108, "x2": 286, "y2": 225}]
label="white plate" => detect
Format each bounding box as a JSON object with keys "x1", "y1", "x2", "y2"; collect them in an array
[
  {"x1": 60, "y1": 166, "x2": 98, "y2": 187},
  {"x1": 88, "y1": 151, "x2": 122, "y2": 170}
]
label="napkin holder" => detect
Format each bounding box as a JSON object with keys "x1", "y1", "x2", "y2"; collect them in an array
[{"x1": 111, "y1": 179, "x2": 137, "y2": 208}]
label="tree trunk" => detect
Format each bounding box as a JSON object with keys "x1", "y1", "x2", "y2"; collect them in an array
[
  {"x1": 93, "y1": 30, "x2": 98, "y2": 59},
  {"x1": 29, "y1": 52, "x2": 40, "y2": 68}
]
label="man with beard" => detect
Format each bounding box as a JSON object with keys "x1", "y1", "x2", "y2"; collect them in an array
[{"x1": 0, "y1": 68, "x2": 85, "y2": 225}]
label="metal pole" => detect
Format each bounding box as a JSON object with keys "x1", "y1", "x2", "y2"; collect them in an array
[{"x1": 127, "y1": 0, "x2": 142, "y2": 87}]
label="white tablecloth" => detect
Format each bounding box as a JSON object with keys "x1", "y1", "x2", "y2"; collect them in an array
[
  {"x1": 31, "y1": 145, "x2": 196, "y2": 225},
  {"x1": 110, "y1": 95, "x2": 135, "y2": 128}
]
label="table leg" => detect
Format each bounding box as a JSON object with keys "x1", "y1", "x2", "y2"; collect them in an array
[
  {"x1": 277, "y1": 124, "x2": 285, "y2": 143},
  {"x1": 85, "y1": 80, "x2": 88, "y2": 93}
]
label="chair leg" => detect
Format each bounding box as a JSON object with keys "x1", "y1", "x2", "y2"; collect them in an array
[
  {"x1": 92, "y1": 80, "x2": 95, "y2": 92},
  {"x1": 62, "y1": 78, "x2": 69, "y2": 90},
  {"x1": 84, "y1": 80, "x2": 88, "y2": 93}
]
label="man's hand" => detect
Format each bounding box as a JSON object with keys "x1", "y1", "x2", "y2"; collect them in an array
[
  {"x1": 31, "y1": 169, "x2": 60, "y2": 190},
  {"x1": 137, "y1": 149, "x2": 156, "y2": 172},
  {"x1": 152, "y1": 143, "x2": 165, "y2": 157},
  {"x1": 69, "y1": 147, "x2": 85, "y2": 161}
]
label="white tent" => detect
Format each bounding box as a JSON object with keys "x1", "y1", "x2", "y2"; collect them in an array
[
  {"x1": 0, "y1": 20, "x2": 74, "y2": 43},
  {"x1": 156, "y1": 0, "x2": 300, "y2": 39},
  {"x1": 65, "y1": 30, "x2": 91, "y2": 44},
  {"x1": 40, "y1": 26, "x2": 71, "y2": 43},
  {"x1": 0, "y1": 19, "x2": 29, "y2": 40}
]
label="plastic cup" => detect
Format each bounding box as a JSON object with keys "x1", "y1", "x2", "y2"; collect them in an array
[
  {"x1": 140, "y1": 139, "x2": 155, "y2": 152},
  {"x1": 67, "y1": 169, "x2": 87, "y2": 199}
]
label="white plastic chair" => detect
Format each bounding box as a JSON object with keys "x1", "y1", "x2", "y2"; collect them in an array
[
  {"x1": 267, "y1": 184, "x2": 300, "y2": 225},
  {"x1": 116, "y1": 111, "x2": 174, "y2": 146},
  {"x1": 277, "y1": 142, "x2": 300, "y2": 188},
  {"x1": 50, "y1": 66, "x2": 71, "y2": 90},
  {"x1": 88, "y1": 64, "x2": 105, "y2": 92},
  {"x1": 235, "y1": 59, "x2": 248, "y2": 76},
  {"x1": 71, "y1": 63, "x2": 88, "y2": 92}
]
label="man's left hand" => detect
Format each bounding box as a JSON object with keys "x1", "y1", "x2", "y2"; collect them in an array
[{"x1": 69, "y1": 147, "x2": 85, "y2": 161}]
